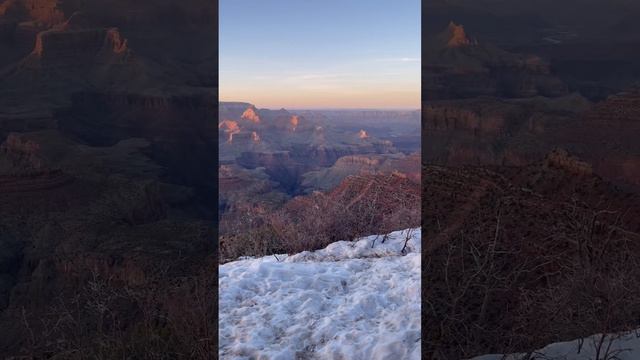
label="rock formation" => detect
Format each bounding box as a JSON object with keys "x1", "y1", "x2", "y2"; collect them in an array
[
  {"x1": 302, "y1": 153, "x2": 421, "y2": 191},
  {"x1": 424, "y1": 22, "x2": 568, "y2": 100},
  {"x1": 544, "y1": 148, "x2": 593, "y2": 176},
  {"x1": 443, "y1": 21, "x2": 474, "y2": 48},
  {"x1": 219, "y1": 101, "x2": 411, "y2": 201},
  {"x1": 241, "y1": 105, "x2": 260, "y2": 123},
  {"x1": 0, "y1": 1, "x2": 216, "y2": 356}
]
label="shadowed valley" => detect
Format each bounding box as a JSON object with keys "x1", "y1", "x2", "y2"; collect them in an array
[
  {"x1": 0, "y1": 0, "x2": 216, "y2": 357},
  {"x1": 423, "y1": 1, "x2": 640, "y2": 358},
  {"x1": 218, "y1": 102, "x2": 421, "y2": 261}
]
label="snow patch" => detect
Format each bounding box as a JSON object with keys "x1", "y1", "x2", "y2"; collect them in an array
[
  {"x1": 219, "y1": 228, "x2": 421, "y2": 360},
  {"x1": 472, "y1": 330, "x2": 640, "y2": 360}
]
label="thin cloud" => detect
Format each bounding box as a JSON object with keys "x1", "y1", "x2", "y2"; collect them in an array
[{"x1": 375, "y1": 57, "x2": 420, "y2": 63}]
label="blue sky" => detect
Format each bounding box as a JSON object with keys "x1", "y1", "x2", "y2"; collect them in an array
[{"x1": 219, "y1": 0, "x2": 420, "y2": 109}]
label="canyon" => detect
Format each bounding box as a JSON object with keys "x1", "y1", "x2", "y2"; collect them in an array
[
  {"x1": 423, "y1": 19, "x2": 640, "y2": 191},
  {"x1": 218, "y1": 102, "x2": 422, "y2": 266},
  {"x1": 0, "y1": 0, "x2": 215, "y2": 356},
  {"x1": 219, "y1": 101, "x2": 421, "y2": 215},
  {"x1": 423, "y1": 2, "x2": 640, "y2": 358}
]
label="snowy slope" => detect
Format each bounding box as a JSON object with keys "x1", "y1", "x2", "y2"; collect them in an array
[
  {"x1": 219, "y1": 228, "x2": 422, "y2": 360},
  {"x1": 472, "y1": 330, "x2": 640, "y2": 360}
]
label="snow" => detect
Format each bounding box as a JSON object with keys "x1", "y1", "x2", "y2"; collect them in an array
[
  {"x1": 218, "y1": 228, "x2": 422, "y2": 360},
  {"x1": 471, "y1": 330, "x2": 640, "y2": 360}
]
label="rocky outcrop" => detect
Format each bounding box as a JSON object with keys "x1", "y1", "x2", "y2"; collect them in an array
[
  {"x1": 228, "y1": 131, "x2": 260, "y2": 145},
  {"x1": 552, "y1": 89, "x2": 640, "y2": 189},
  {"x1": 267, "y1": 114, "x2": 304, "y2": 132},
  {"x1": 302, "y1": 153, "x2": 421, "y2": 191},
  {"x1": 219, "y1": 102, "x2": 253, "y2": 120},
  {"x1": 423, "y1": 97, "x2": 533, "y2": 166},
  {"x1": 326, "y1": 172, "x2": 420, "y2": 209},
  {"x1": 236, "y1": 151, "x2": 305, "y2": 193},
  {"x1": 218, "y1": 119, "x2": 240, "y2": 143},
  {"x1": 544, "y1": 148, "x2": 593, "y2": 176},
  {"x1": 423, "y1": 88, "x2": 640, "y2": 190},
  {"x1": 584, "y1": 88, "x2": 640, "y2": 123},
  {"x1": 0, "y1": 132, "x2": 73, "y2": 192},
  {"x1": 0, "y1": 132, "x2": 45, "y2": 171},
  {"x1": 443, "y1": 21, "x2": 474, "y2": 48},
  {"x1": 289, "y1": 115, "x2": 299, "y2": 131},
  {"x1": 241, "y1": 105, "x2": 260, "y2": 123},
  {"x1": 218, "y1": 164, "x2": 285, "y2": 214},
  {"x1": 294, "y1": 145, "x2": 339, "y2": 167},
  {"x1": 237, "y1": 151, "x2": 293, "y2": 169},
  {"x1": 424, "y1": 23, "x2": 568, "y2": 100},
  {"x1": 27, "y1": 24, "x2": 129, "y2": 67},
  {"x1": 424, "y1": 102, "x2": 510, "y2": 134}
]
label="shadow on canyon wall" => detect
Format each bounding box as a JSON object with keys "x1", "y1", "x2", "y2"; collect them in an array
[{"x1": 0, "y1": 0, "x2": 216, "y2": 357}]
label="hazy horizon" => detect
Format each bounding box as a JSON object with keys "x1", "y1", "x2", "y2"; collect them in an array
[
  {"x1": 220, "y1": 100, "x2": 420, "y2": 112},
  {"x1": 219, "y1": 0, "x2": 420, "y2": 109}
]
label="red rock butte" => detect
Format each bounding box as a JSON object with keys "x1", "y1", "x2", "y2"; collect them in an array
[
  {"x1": 446, "y1": 21, "x2": 472, "y2": 48},
  {"x1": 241, "y1": 106, "x2": 261, "y2": 123},
  {"x1": 290, "y1": 115, "x2": 299, "y2": 131}
]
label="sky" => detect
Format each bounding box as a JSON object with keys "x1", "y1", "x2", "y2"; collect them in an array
[{"x1": 219, "y1": 0, "x2": 420, "y2": 110}]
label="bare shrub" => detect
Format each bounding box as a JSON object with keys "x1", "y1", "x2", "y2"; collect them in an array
[
  {"x1": 17, "y1": 263, "x2": 215, "y2": 359},
  {"x1": 219, "y1": 174, "x2": 421, "y2": 262},
  {"x1": 424, "y1": 198, "x2": 640, "y2": 360}
]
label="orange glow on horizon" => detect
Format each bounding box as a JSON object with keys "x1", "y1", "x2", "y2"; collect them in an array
[{"x1": 219, "y1": 88, "x2": 420, "y2": 110}]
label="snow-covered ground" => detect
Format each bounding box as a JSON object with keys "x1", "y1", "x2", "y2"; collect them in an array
[
  {"x1": 472, "y1": 330, "x2": 640, "y2": 360},
  {"x1": 219, "y1": 228, "x2": 422, "y2": 360}
]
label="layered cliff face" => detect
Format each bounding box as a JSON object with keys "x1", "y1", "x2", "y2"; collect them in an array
[
  {"x1": 424, "y1": 21, "x2": 631, "y2": 176},
  {"x1": 424, "y1": 87, "x2": 640, "y2": 191},
  {"x1": 219, "y1": 101, "x2": 409, "y2": 197},
  {"x1": 0, "y1": 1, "x2": 216, "y2": 355},
  {"x1": 423, "y1": 97, "x2": 539, "y2": 166},
  {"x1": 218, "y1": 164, "x2": 287, "y2": 213},
  {"x1": 22, "y1": 0, "x2": 64, "y2": 26},
  {"x1": 27, "y1": 24, "x2": 129, "y2": 68},
  {"x1": 0, "y1": 0, "x2": 64, "y2": 27},
  {"x1": 425, "y1": 93, "x2": 575, "y2": 156},
  {"x1": 302, "y1": 153, "x2": 421, "y2": 191},
  {"x1": 0, "y1": 0, "x2": 215, "y2": 112},
  {"x1": 57, "y1": 91, "x2": 217, "y2": 202},
  {"x1": 551, "y1": 89, "x2": 640, "y2": 189},
  {"x1": 219, "y1": 101, "x2": 420, "y2": 218},
  {"x1": 0, "y1": 16, "x2": 139, "y2": 113},
  {"x1": 219, "y1": 101, "x2": 253, "y2": 120}
]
